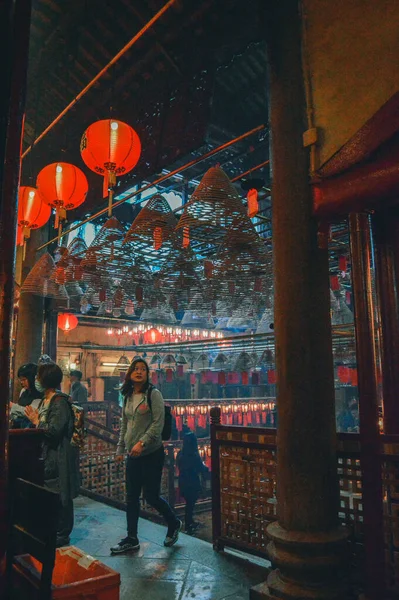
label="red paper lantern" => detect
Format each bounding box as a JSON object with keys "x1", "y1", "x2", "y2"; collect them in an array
[
  {"x1": 18, "y1": 186, "x2": 51, "y2": 230},
  {"x1": 247, "y1": 188, "x2": 259, "y2": 218},
  {"x1": 58, "y1": 313, "x2": 78, "y2": 333},
  {"x1": 80, "y1": 119, "x2": 141, "y2": 212},
  {"x1": 37, "y1": 163, "x2": 88, "y2": 228},
  {"x1": 144, "y1": 327, "x2": 162, "y2": 344}
]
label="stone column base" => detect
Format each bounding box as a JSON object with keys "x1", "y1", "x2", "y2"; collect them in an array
[{"x1": 250, "y1": 522, "x2": 351, "y2": 600}]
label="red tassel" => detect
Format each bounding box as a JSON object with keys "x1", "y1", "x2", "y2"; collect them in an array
[
  {"x1": 166, "y1": 368, "x2": 173, "y2": 383},
  {"x1": 337, "y1": 365, "x2": 350, "y2": 383},
  {"x1": 135, "y1": 286, "x2": 143, "y2": 302},
  {"x1": 345, "y1": 291, "x2": 351, "y2": 305},
  {"x1": 103, "y1": 172, "x2": 109, "y2": 199},
  {"x1": 176, "y1": 416, "x2": 183, "y2": 432},
  {"x1": 350, "y1": 368, "x2": 358, "y2": 387},
  {"x1": 339, "y1": 256, "x2": 347, "y2": 273},
  {"x1": 204, "y1": 260, "x2": 213, "y2": 278},
  {"x1": 241, "y1": 371, "x2": 249, "y2": 385},
  {"x1": 254, "y1": 277, "x2": 262, "y2": 292},
  {"x1": 182, "y1": 226, "x2": 190, "y2": 248},
  {"x1": 247, "y1": 411, "x2": 253, "y2": 424},
  {"x1": 218, "y1": 371, "x2": 226, "y2": 385},
  {"x1": 330, "y1": 275, "x2": 340, "y2": 291},
  {"x1": 190, "y1": 373, "x2": 196, "y2": 385},
  {"x1": 205, "y1": 456, "x2": 212, "y2": 470},
  {"x1": 267, "y1": 370, "x2": 277, "y2": 384},
  {"x1": 187, "y1": 416, "x2": 195, "y2": 430},
  {"x1": 200, "y1": 371, "x2": 207, "y2": 384},
  {"x1": 247, "y1": 188, "x2": 259, "y2": 218},
  {"x1": 151, "y1": 371, "x2": 158, "y2": 385},
  {"x1": 237, "y1": 413, "x2": 243, "y2": 425},
  {"x1": 261, "y1": 411, "x2": 267, "y2": 424},
  {"x1": 243, "y1": 414, "x2": 248, "y2": 426},
  {"x1": 153, "y1": 227, "x2": 163, "y2": 250},
  {"x1": 256, "y1": 413, "x2": 261, "y2": 424}
]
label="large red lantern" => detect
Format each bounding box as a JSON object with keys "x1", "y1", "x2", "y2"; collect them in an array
[
  {"x1": 58, "y1": 313, "x2": 79, "y2": 333},
  {"x1": 17, "y1": 186, "x2": 51, "y2": 251},
  {"x1": 143, "y1": 327, "x2": 162, "y2": 344},
  {"x1": 80, "y1": 119, "x2": 141, "y2": 215},
  {"x1": 37, "y1": 162, "x2": 88, "y2": 232}
]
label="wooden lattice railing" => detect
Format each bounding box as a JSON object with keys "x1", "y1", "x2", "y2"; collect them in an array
[{"x1": 210, "y1": 415, "x2": 399, "y2": 597}]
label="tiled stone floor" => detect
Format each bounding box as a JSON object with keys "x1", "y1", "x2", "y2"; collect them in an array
[{"x1": 71, "y1": 496, "x2": 269, "y2": 600}]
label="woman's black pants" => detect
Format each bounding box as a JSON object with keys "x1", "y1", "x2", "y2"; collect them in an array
[{"x1": 126, "y1": 446, "x2": 176, "y2": 538}]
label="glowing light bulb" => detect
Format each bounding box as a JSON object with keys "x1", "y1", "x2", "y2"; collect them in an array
[
  {"x1": 56, "y1": 165, "x2": 63, "y2": 173},
  {"x1": 111, "y1": 121, "x2": 118, "y2": 130}
]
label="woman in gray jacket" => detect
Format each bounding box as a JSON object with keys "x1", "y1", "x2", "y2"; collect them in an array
[{"x1": 111, "y1": 358, "x2": 181, "y2": 554}]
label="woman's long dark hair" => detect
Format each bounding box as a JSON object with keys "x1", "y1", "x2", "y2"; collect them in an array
[{"x1": 120, "y1": 358, "x2": 150, "y2": 398}]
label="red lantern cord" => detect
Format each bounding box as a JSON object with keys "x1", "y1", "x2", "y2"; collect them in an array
[{"x1": 247, "y1": 188, "x2": 259, "y2": 218}]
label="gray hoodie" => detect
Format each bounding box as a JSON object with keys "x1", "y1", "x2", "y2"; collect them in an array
[{"x1": 116, "y1": 388, "x2": 164, "y2": 457}]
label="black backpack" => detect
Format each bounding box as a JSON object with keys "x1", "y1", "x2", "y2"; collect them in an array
[{"x1": 147, "y1": 384, "x2": 173, "y2": 441}]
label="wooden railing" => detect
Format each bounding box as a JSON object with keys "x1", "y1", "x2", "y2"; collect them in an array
[{"x1": 210, "y1": 408, "x2": 399, "y2": 597}]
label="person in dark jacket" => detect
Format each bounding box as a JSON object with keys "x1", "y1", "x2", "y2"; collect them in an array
[
  {"x1": 10, "y1": 363, "x2": 43, "y2": 428},
  {"x1": 25, "y1": 362, "x2": 80, "y2": 547},
  {"x1": 177, "y1": 432, "x2": 209, "y2": 534},
  {"x1": 69, "y1": 370, "x2": 88, "y2": 404}
]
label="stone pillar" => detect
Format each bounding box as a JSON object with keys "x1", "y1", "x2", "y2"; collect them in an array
[
  {"x1": 12, "y1": 228, "x2": 47, "y2": 401},
  {"x1": 0, "y1": 0, "x2": 31, "y2": 594},
  {"x1": 372, "y1": 208, "x2": 399, "y2": 434},
  {"x1": 251, "y1": 1, "x2": 349, "y2": 598}
]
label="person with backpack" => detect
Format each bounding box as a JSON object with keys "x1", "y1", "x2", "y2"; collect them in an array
[
  {"x1": 25, "y1": 362, "x2": 80, "y2": 547},
  {"x1": 111, "y1": 358, "x2": 181, "y2": 554},
  {"x1": 177, "y1": 432, "x2": 209, "y2": 534}
]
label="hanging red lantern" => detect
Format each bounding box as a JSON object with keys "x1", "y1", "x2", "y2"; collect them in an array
[
  {"x1": 144, "y1": 327, "x2": 162, "y2": 344},
  {"x1": 17, "y1": 186, "x2": 51, "y2": 251},
  {"x1": 37, "y1": 163, "x2": 88, "y2": 235},
  {"x1": 241, "y1": 371, "x2": 249, "y2": 385},
  {"x1": 58, "y1": 313, "x2": 78, "y2": 333},
  {"x1": 165, "y1": 368, "x2": 173, "y2": 383},
  {"x1": 18, "y1": 186, "x2": 51, "y2": 231},
  {"x1": 80, "y1": 119, "x2": 141, "y2": 215},
  {"x1": 247, "y1": 188, "x2": 259, "y2": 218}
]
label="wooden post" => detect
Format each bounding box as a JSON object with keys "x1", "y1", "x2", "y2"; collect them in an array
[
  {"x1": 349, "y1": 213, "x2": 385, "y2": 599},
  {"x1": 210, "y1": 407, "x2": 223, "y2": 551},
  {"x1": 372, "y1": 209, "x2": 399, "y2": 434},
  {"x1": 251, "y1": 1, "x2": 349, "y2": 598},
  {"x1": 0, "y1": 0, "x2": 31, "y2": 594}
]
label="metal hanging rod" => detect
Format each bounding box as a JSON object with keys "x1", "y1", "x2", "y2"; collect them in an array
[
  {"x1": 36, "y1": 124, "x2": 266, "y2": 251},
  {"x1": 22, "y1": 0, "x2": 178, "y2": 159}
]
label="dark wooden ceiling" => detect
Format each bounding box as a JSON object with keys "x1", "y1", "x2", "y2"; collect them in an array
[{"x1": 23, "y1": 0, "x2": 269, "y2": 221}]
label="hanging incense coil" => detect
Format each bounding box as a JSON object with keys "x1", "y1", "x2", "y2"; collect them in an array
[
  {"x1": 175, "y1": 166, "x2": 245, "y2": 249},
  {"x1": 22, "y1": 252, "x2": 69, "y2": 300}
]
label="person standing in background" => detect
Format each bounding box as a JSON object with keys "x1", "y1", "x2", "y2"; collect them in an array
[
  {"x1": 69, "y1": 370, "x2": 88, "y2": 404},
  {"x1": 10, "y1": 363, "x2": 43, "y2": 428},
  {"x1": 177, "y1": 431, "x2": 209, "y2": 534}
]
